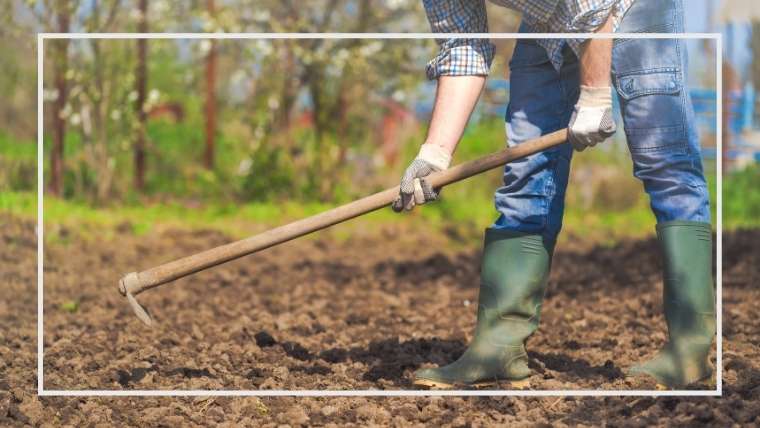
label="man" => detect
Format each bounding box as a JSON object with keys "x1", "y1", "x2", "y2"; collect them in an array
[{"x1": 393, "y1": 0, "x2": 715, "y2": 389}]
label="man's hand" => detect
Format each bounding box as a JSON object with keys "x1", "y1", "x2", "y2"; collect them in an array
[
  {"x1": 391, "y1": 144, "x2": 451, "y2": 212},
  {"x1": 568, "y1": 85, "x2": 616, "y2": 151},
  {"x1": 391, "y1": 75, "x2": 484, "y2": 213},
  {"x1": 571, "y1": 12, "x2": 616, "y2": 151}
]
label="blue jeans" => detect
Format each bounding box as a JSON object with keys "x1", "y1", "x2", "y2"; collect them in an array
[{"x1": 491, "y1": 0, "x2": 710, "y2": 242}]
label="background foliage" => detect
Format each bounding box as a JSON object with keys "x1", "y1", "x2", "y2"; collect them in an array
[{"x1": 0, "y1": 0, "x2": 756, "y2": 243}]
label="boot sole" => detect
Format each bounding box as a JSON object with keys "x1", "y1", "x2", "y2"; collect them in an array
[
  {"x1": 626, "y1": 369, "x2": 713, "y2": 390},
  {"x1": 652, "y1": 377, "x2": 713, "y2": 390},
  {"x1": 414, "y1": 378, "x2": 531, "y2": 390}
]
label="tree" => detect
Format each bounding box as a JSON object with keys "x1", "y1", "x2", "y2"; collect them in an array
[
  {"x1": 134, "y1": 0, "x2": 148, "y2": 190},
  {"x1": 8, "y1": 0, "x2": 434, "y2": 202},
  {"x1": 23, "y1": 0, "x2": 125, "y2": 199},
  {"x1": 79, "y1": 0, "x2": 125, "y2": 201},
  {"x1": 230, "y1": 0, "x2": 427, "y2": 200},
  {"x1": 49, "y1": 0, "x2": 72, "y2": 196},
  {"x1": 0, "y1": 2, "x2": 39, "y2": 140},
  {"x1": 204, "y1": 0, "x2": 217, "y2": 170}
]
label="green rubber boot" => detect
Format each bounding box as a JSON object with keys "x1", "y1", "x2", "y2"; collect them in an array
[
  {"x1": 628, "y1": 221, "x2": 716, "y2": 388},
  {"x1": 414, "y1": 229, "x2": 553, "y2": 388}
]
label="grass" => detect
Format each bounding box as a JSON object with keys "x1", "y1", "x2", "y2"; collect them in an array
[
  {"x1": 0, "y1": 132, "x2": 36, "y2": 191},
  {"x1": 2, "y1": 167, "x2": 748, "y2": 249},
  {"x1": 722, "y1": 165, "x2": 760, "y2": 228},
  {"x1": 0, "y1": 188, "x2": 656, "y2": 247},
  {"x1": 59, "y1": 300, "x2": 79, "y2": 313}
]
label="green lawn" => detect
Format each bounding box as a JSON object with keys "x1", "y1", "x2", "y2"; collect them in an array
[{"x1": 2, "y1": 168, "x2": 755, "y2": 248}]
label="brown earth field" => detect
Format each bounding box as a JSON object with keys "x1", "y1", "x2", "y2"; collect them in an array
[{"x1": 1, "y1": 213, "x2": 759, "y2": 426}]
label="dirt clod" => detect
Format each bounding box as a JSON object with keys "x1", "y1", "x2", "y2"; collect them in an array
[{"x1": 255, "y1": 331, "x2": 277, "y2": 348}]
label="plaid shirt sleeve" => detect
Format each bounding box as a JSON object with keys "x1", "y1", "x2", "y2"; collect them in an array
[
  {"x1": 561, "y1": 0, "x2": 620, "y2": 32},
  {"x1": 556, "y1": 0, "x2": 633, "y2": 61},
  {"x1": 423, "y1": 0, "x2": 495, "y2": 80}
]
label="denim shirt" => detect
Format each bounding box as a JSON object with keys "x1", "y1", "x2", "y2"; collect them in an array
[{"x1": 423, "y1": 0, "x2": 635, "y2": 79}]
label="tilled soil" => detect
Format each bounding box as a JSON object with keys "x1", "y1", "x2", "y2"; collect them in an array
[{"x1": 2, "y1": 214, "x2": 759, "y2": 426}]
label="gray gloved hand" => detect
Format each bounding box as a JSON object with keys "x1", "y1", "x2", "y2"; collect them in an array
[
  {"x1": 391, "y1": 144, "x2": 452, "y2": 212},
  {"x1": 568, "y1": 85, "x2": 617, "y2": 152}
]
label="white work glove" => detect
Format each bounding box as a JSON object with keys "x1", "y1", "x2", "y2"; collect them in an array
[
  {"x1": 391, "y1": 144, "x2": 452, "y2": 212},
  {"x1": 568, "y1": 85, "x2": 617, "y2": 151}
]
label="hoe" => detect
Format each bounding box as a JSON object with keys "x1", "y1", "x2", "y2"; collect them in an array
[{"x1": 118, "y1": 129, "x2": 568, "y2": 326}]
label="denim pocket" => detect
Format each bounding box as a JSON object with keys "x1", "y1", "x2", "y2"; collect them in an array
[
  {"x1": 616, "y1": 69, "x2": 681, "y2": 100},
  {"x1": 615, "y1": 69, "x2": 687, "y2": 153}
]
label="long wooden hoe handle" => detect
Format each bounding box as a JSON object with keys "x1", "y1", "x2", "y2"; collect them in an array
[{"x1": 119, "y1": 128, "x2": 568, "y2": 326}]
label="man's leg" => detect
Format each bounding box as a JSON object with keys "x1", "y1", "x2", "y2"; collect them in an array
[
  {"x1": 613, "y1": 0, "x2": 715, "y2": 387},
  {"x1": 492, "y1": 41, "x2": 578, "y2": 242},
  {"x1": 414, "y1": 36, "x2": 578, "y2": 387}
]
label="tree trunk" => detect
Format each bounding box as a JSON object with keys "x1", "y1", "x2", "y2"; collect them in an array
[
  {"x1": 92, "y1": 38, "x2": 114, "y2": 202},
  {"x1": 274, "y1": 41, "x2": 297, "y2": 132},
  {"x1": 49, "y1": 1, "x2": 70, "y2": 196},
  {"x1": 134, "y1": 0, "x2": 148, "y2": 190},
  {"x1": 304, "y1": 66, "x2": 328, "y2": 199},
  {"x1": 204, "y1": 0, "x2": 217, "y2": 170}
]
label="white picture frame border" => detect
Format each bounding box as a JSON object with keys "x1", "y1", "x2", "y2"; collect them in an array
[{"x1": 37, "y1": 31, "x2": 723, "y2": 397}]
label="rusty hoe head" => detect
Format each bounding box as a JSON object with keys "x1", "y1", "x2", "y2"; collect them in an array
[{"x1": 118, "y1": 272, "x2": 154, "y2": 327}]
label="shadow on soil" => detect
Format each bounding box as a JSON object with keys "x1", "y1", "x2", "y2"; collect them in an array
[{"x1": 275, "y1": 337, "x2": 468, "y2": 387}]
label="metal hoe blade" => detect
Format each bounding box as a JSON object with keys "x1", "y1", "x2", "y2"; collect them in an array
[
  {"x1": 119, "y1": 272, "x2": 154, "y2": 327},
  {"x1": 126, "y1": 292, "x2": 153, "y2": 326}
]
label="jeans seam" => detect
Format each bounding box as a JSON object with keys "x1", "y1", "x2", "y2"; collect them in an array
[
  {"x1": 618, "y1": 67, "x2": 681, "y2": 76},
  {"x1": 677, "y1": 37, "x2": 689, "y2": 152},
  {"x1": 620, "y1": 87, "x2": 680, "y2": 99},
  {"x1": 625, "y1": 124, "x2": 684, "y2": 134},
  {"x1": 628, "y1": 142, "x2": 686, "y2": 154},
  {"x1": 542, "y1": 154, "x2": 559, "y2": 233}
]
